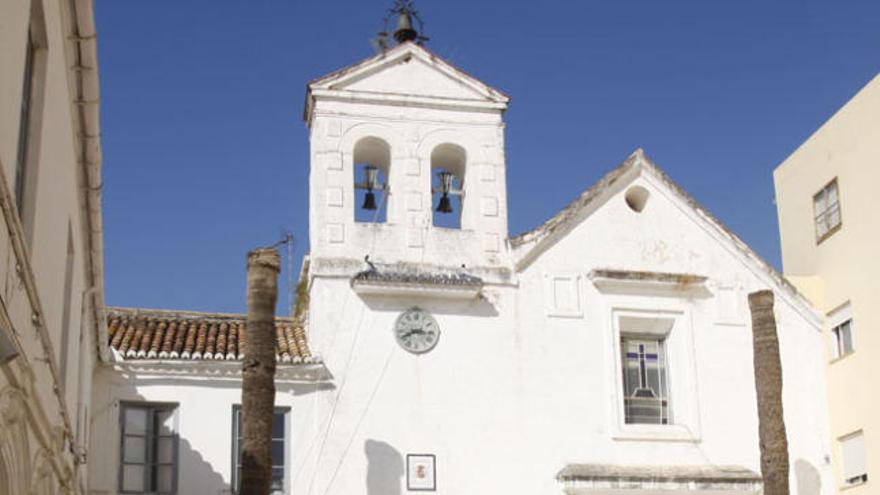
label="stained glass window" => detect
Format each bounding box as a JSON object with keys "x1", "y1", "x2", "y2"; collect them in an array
[{"x1": 621, "y1": 337, "x2": 669, "y2": 424}]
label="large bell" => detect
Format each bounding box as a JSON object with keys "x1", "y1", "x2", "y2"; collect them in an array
[
  {"x1": 394, "y1": 9, "x2": 418, "y2": 43},
  {"x1": 362, "y1": 191, "x2": 378, "y2": 211},
  {"x1": 436, "y1": 193, "x2": 453, "y2": 214}
]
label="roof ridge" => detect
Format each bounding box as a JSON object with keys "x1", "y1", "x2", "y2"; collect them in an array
[{"x1": 107, "y1": 306, "x2": 299, "y2": 322}]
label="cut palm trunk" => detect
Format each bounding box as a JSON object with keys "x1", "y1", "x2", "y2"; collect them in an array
[
  {"x1": 748, "y1": 290, "x2": 790, "y2": 495},
  {"x1": 240, "y1": 247, "x2": 281, "y2": 495}
]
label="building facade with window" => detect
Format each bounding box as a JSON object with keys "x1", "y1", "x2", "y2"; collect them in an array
[
  {"x1": 0, "y1": 0, "x2": 105, "y2": 493},
  {"x1": 86, "y1": 36, "x2": 838, "y2": 494},
  {"x1": 774, "y1": 74, "x2": 880, "y2": 494}
]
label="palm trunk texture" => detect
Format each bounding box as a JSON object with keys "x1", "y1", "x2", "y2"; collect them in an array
[
  {"x1": 748, "y1": 290, "x2": 790, "y2": 495},
  {"x1": 240, "y1": 247, "x2": 281, "y2": 495}
]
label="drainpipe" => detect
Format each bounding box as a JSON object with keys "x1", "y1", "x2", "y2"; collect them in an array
[{"x1": 65, "y1": 0, "x2": 107, "y2": 367}]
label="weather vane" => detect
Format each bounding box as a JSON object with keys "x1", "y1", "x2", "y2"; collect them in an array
[{"x1": 375, "y1": 0, "x2": 429, "y2": 51}]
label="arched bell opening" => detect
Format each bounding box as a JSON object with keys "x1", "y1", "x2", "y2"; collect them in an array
[
  {"x1": 353, "y1": 137, "x2": 391, "y2": 223},
  {"x1": 430, "y1": 143, "x2": 466, "y2": 229}
]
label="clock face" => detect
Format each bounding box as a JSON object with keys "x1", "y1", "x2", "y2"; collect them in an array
[{"x1": 394, "y1": 307, "x2": 440, "y2": 354}]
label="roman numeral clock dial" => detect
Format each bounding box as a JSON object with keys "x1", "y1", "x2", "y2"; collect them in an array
[{"x1": 394, "y1": 307, "x2": 440, "y2": 354}]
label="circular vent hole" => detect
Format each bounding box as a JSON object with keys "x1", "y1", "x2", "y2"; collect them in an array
[{"x1": 624, "y1": 186, "x2": 650, "y2": 212}]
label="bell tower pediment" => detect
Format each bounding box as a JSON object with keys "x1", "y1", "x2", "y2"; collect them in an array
[{"x1": 305, "y1": 43, "x2": 509, "y2": 122}]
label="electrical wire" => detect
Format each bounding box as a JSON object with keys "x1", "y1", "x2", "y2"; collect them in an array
[
  {"x1": 321, "y1": 342, "x2": 398, "y2": 495},
  {"x1": 304, "y1": 303, "x2": 372, "y2": 495}
]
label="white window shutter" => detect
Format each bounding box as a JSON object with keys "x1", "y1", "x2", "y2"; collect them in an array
[{"x1": 841, "y1": 431, "x2": 866, "y2": 482}]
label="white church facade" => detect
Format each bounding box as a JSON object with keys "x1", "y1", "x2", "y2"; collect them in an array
[{"x1": 88, "y1": 28, "x2": 835, "y2": 495}]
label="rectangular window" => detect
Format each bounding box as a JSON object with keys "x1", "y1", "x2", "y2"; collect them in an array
[
  {"x1": 813, "y1": 179, "x2": 841, "y2": 242},
  {"x1": 59, "y1": 223, "x2": 75, "y2": 391},
  {"x1": 840, "y1": 431, "x2": 867, "y2": 486},
  {"x1": 15, "y1": 30, "x2": 36, "y2": 216},
  {"x1": 119, "y1": 403, "x2": 178, "y2": 494},
  {"x1": 831, "y1": 319, "x2": 854, "y2": 359},
  {"x1": 232, "y1": 406, "x2": 288, "y2": 494},
  {"x1": 621, "y1": 336, "x2": 669, "y2": 424}
]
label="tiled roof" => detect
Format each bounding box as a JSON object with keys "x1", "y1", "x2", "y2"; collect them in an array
[
  {"x1": 353, "y1": 269, "x2": 482, "y2": 287},
  {"x1": 107, "y1": 308, "x2": 317, "y2": 364},
  {"x1": 351, "y1": 262, "x2": 483, "y2": 288}
]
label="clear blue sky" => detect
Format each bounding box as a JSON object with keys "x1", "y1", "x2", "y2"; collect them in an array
[{"x1": 96, "y1": 0, "x2": 880, "y2": 314}]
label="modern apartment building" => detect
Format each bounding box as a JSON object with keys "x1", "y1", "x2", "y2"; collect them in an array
[{"x1": 775, "y1": 74, "x2": 880, "y2": 494}]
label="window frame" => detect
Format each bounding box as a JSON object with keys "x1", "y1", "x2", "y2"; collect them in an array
[
  {"x1": 231, "y1": 405, "x2": 291, "y2": 495},
  {"x1": 118, "y1": 401, "x2": 179, "y2": 495},
  {"x1": 15, "y1": 2, "x2": 48, "y2": 244},
  {"x1": 839, "y1": 430, "x2": 868, "y2": 487},
  {"x1": 620, "y1": 335, "x2": 670, "y2": 425},
  {"x1": 828, "y1": 303, "x2": 855, "y2": 362},
  {"x1": 831, "y1": 319, "x2": 854, "y2": 360},
  {"x1": 813, "y1": 178, "x2": 842, "y2": 244},
  {"x1": 15, "y1": 28, "x2": 36, "y2": 216},
  {"x1": 609, "y1": 307, "x2": 701, "y2": 443}
]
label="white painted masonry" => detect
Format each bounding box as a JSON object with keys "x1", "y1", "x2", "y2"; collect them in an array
[{"x1": 89, "y1": 41, "x2": 835, "y2": 495}]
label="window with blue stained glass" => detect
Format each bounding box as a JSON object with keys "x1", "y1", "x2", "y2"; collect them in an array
[{"x1": 621, "y1": 337, "x2": 669, "y2": 425}]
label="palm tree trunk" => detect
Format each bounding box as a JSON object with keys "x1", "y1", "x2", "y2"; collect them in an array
[
  {"x1": 748, "y1": 290, "x2": 790, "y2": 495},
  {"x1": 240, "y1": 247, "x2": 280, "y2": 495}
]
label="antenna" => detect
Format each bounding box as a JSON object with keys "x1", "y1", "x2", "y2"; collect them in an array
[{"x1": 268, "y1": 231, "x2": 295, "y2": 316}]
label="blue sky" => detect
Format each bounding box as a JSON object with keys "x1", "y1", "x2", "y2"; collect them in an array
[{"x1": 96, "y1": 0, "x2": 880, "y2": 314}]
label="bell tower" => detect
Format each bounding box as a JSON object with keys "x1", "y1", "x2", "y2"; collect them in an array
[{"x1": 303, "y1": 2, "x2": 511, "y2": 273}]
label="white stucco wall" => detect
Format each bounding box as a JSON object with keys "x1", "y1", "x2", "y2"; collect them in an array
[
  {"x1": 307, "y1": 46, "x2": 510, "y2": 271},
  {"x1": 89, "y1": 366, "x2": 326, "y2": 495},
  {"x1": 89, "y1": 166, "x2": 834, "y2": 495},
  {"x1": 86, "y1": 43, "x2": 833, "y2": 495},
  {"x1": 292, "y1": 168, "x2": 834, "y2": 495}
]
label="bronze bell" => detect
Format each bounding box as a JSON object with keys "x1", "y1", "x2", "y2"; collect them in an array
[
  {"x1": 362, "y1": 191, "x2": 378, "y2": 211},
  {"x1": 436, "y1": 193, "x2": 453, "y2": 213},
  {"x1": 361, "y1": 165, "x2": 380, "y2": 210},
  {"x1": 435, "y1": 170, "x2": 455, "y2": 213},
  {"x1": 394, "y1": 8, "x2": 418, "y2": 43}
]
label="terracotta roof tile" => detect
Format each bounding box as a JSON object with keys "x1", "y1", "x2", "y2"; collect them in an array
[{"x1": 107, "y1": 308, "x2": 317, "y2": 364}]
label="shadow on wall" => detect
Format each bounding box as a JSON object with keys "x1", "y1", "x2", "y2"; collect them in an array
[
  {"x1": 93, "y1": 377, "x2": 231, "y2": 495},
  {"x1": 178, "y1": 436, "x2": 229, "y2": 495},
  {"x1": 795, "y1": 459, "x2": 821, "y2": 495},
  {"x1": 365, "y1": 439, "x2": 403, "y2": 495}
]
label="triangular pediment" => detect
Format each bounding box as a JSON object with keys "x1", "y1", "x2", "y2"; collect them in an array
[
  {"x1": 510, "y1": 149, "x2": 818, "y2": 322},
  {"x1": 307, "y1": 42, "x2": 508, "y2": 110}
]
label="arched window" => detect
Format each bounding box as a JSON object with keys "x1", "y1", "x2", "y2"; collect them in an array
[
  {"x1": 431, "y1": 144, "x2": 466, "y2": 229},
  {"x1": 353, "y1": 137, "x2": 391, "y2": 223}
]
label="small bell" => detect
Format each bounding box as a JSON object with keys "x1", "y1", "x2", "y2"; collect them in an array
[
  {"x1": 394, "y1": 8, "x2": 418, "y2": 43},
  {"x1": 435, "y1": 170, "x2": 455, "y2": 213},
  {"x1": 362, "y1": 191, "x2": 378, "y2": 211},
  {"x1": 436, "y1": 193, "x2": 453, "y2": 213}
]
